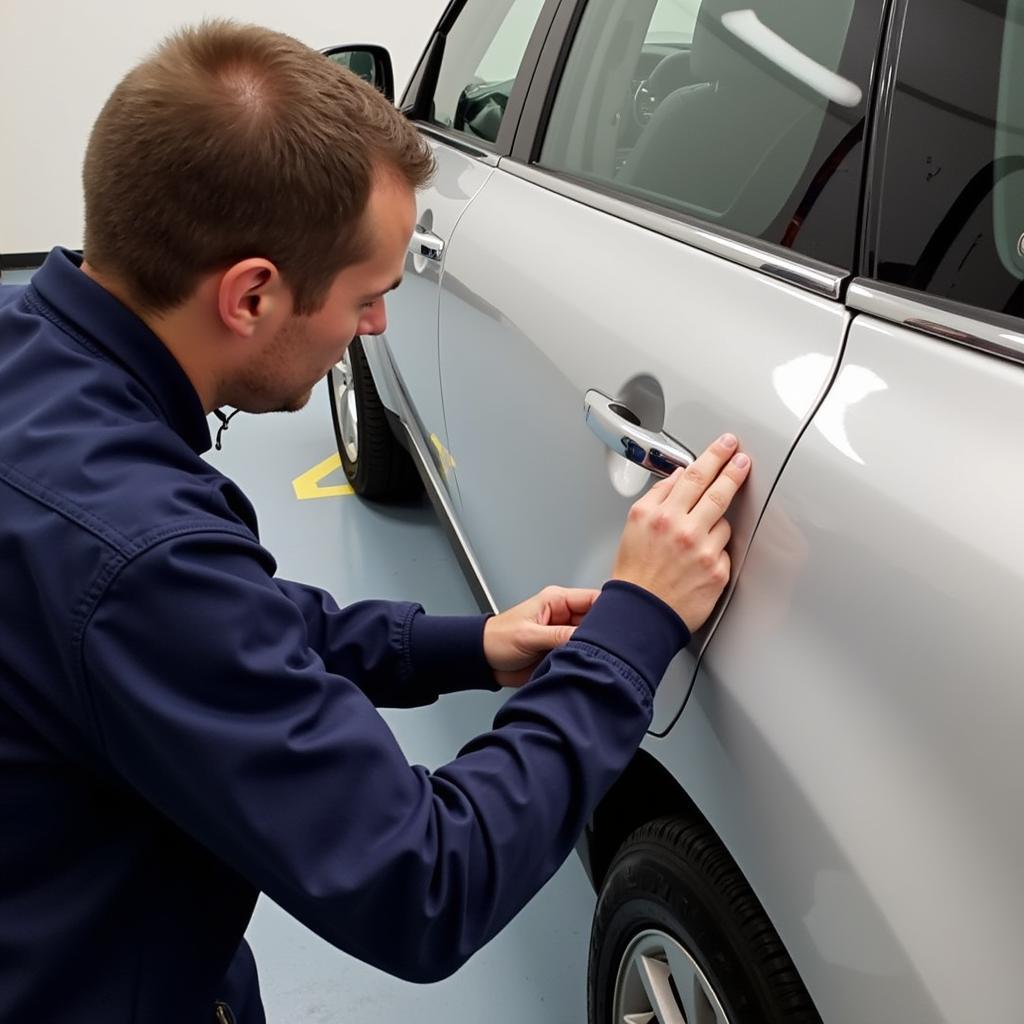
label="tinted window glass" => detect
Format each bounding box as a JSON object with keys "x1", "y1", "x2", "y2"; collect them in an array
[
  {"x1": 874, "y1": 0, "x2": 1024, "y2": 319},
  {"x1": 539, "y1": 0, "x2": 884, "y2": 268},
  {"x1": 429, "y1": 0, "x2": 546, "y2": 145}
]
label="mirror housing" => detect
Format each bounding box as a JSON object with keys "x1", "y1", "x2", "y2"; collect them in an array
[{"x1": 321, "y1": 45, "x2": 395, "y2": 103}]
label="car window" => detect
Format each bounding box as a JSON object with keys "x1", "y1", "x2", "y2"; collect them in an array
[
  {"x1": 429, "y1": 0, "x2": 547, "y2": 145},
  {"x1": 648, "y1": 0, "x2": 702, "y2": 45},
  {"x1": 538, "y1": 0, "x2": 884, "y2": 269},
  {"x1": 874, "y1": 0, "x2": 1024, "y2": 320}
]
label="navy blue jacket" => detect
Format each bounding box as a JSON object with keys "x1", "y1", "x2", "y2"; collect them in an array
[{"x1": 0, "y1": 249, "x2": 689, "y2": 1022}]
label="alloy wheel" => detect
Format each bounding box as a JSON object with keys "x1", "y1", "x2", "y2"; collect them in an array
[
  {"x1": 612, "y1": 929, "x2": 733, "y2": 1024},
  {"x1": 333, "y1": 349, "x2": 359, "y2": 464}
]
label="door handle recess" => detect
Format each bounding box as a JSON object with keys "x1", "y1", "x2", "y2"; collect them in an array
[
  {"x1": 584, "y1": 389, "x2": 695, "y2": 478},
  {"x1": 410, "y1": 227, "x2": 445, "y2": 261}
]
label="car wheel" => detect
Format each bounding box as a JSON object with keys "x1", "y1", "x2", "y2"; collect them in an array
[
  {"x1": 327, "y1": 337, "x2": 421, "y2": 500},
  {"x1": 588, "y1": 816, "x2": 821, "y2": 1024}
]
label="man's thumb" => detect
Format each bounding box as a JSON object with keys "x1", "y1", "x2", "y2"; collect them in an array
[{"x1": 532, "y1": 623, "x2": 575, "y2": 649}]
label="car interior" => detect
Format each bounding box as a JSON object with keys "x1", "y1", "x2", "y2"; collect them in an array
[{"x1": 543, "y1": 0, "x2": 860, "y2": 242}]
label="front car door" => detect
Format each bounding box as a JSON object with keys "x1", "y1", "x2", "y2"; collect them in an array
[
  {"x1": 376, "y1": 0, "x2": 555, "y2": 493},
  {"x1": 436, "y1": 0, "x2": 886, "y2": 731}
]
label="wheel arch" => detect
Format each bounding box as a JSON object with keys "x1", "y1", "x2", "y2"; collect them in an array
[{"x1": 584, "y1": 746, "x2": 706, "y2": 891}]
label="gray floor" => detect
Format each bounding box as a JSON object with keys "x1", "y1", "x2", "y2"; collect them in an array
[{"x1": 3, "y1": 264, "x2": 595, "y2": 1022}]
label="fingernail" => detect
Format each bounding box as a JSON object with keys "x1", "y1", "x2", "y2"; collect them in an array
[
  {"x1": 719, "y1": 433, "x2": 737, "y2": 449},
  {"x1": 732, "y1": 453, "x2": 750, "y2": 469}
]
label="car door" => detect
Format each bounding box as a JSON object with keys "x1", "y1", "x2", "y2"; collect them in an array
[
  {"x1": 378, "y1": 0, "x2": 554, "y2": 488},
  {"x1": 651, "y1": 1, "x2": 1024, "y2": 1017},
  {"x1": 437, "y1": 0, "x2": 887, "y2": 730}
]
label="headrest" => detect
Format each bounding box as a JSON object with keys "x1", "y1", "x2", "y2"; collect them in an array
[
  {"x1": 647, "y1": 50, "x2": 694, "y2": 101},
  {"x1": 691, "y1": 0, "x2": 856, "y2": 92}
]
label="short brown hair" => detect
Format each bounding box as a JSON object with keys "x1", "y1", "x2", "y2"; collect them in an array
[{"x1": 83, "y1": 20, "x2": 434, "y2": 315}]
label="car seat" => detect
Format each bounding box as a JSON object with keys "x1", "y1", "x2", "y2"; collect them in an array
[{"x1": 618, "y1": 0, "x2": 855, "y2": 237}]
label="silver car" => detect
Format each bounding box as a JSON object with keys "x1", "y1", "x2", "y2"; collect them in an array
[{"x1": 325, "y1": 0, "x2": 1024, "y2": 1020}]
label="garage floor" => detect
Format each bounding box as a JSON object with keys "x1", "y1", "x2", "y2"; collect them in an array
[{"x1": 2, "y1": 265, "x2": 594, "y2": 1022}]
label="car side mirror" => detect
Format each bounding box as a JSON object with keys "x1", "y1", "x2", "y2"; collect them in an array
[{"x1": 321, "y1": 45, "x2": 395, "y2": 104}]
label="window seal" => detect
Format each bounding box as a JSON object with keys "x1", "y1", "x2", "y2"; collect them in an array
[
  {"x1": 858, "y1": 0, "x2": 910, "y2": 279},
  {"x1": 413, "y1": 123, "x2": 500, "y2": 162}
]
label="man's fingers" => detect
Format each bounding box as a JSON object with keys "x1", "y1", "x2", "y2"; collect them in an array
[
  {"x1": 707, "y1": 517, "x2": 732, "y2": 552},
  {"x1": 539, "y1": 587, "x2": 601, "y2": 624},
  {"x1": 663, "y1": 434, "x2": 740, "y2": 513},
  {"x1": 560, "y1": 588, "x2": 601, "y2": 614},
  {"x1": 525, "y1": 622, "x2": 576, "y2": 650},
  {"x1": 637, "y1": 470, "x2": 680, "y2": 507},
  {"x1": 690, "y1": 452, "x2": 751, "y2": 529},
  {"x1": 717, "y1": 549, "x2": 732, "y2": 587}
]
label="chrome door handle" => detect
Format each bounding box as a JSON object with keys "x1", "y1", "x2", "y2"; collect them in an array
[
  {"x1": 584, "y1": 389, "x2": 695, "y2": 477},
  {"x1": 410, "y1": 227, "x2": 445, "y2": 261}
]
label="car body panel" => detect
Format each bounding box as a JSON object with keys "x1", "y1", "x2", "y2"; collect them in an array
[
  {"x1": 349, "y1": 1, "x2": 1024, "y2": 1019},
  {"x1": 648, "y1": 314, "x2": 1024, "y2": 1021},
  {"x1": 436, "y1": 165, "x2": 850, "y2": 730},
  {"x1": 378, "y1": 138, "x2": 494, "y2": 487}
]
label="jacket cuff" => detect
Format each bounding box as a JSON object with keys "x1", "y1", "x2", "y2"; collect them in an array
[
  {"x1": 570, "y1": 580, "x2": 691, "y2": 696},
  {"x1": 408, "y1": 611, "x2": 500, "y2": 695}
]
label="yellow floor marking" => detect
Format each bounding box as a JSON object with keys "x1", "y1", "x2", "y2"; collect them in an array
[{"x1": 292, "y1": 453, "x2": 355, "y2": 500}]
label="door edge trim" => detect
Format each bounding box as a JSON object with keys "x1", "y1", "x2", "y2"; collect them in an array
[{"x1": 369, "y1": 338, "x2": 499, "y2": 615}]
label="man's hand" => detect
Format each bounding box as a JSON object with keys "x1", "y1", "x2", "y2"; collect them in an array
[
  {"x1": 482, "y1": 435, "x2": 749, "y2": 686},
  {"x1": 483, "y1": 587, "x2": 601, "y2": 687},
  {"x1": 612, "y1": 433, "x2": 751, "y2": 631}
]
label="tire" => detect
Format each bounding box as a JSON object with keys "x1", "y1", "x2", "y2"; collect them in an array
[
  {"x1": 588, "y1": 815, "x2": 822, "y2": 1024},
  {"x1": 327, "y1": 337, "x2": 421, "y2": 501}
]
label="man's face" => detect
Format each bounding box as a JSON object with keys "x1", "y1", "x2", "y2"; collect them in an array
[{"x1": 235, "y1": 171, "x2": 416, "y2": 413}]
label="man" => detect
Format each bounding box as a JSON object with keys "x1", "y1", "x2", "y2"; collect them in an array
[{"x1": 0, "y1": 21, "x2": 751, "y2": 1023}]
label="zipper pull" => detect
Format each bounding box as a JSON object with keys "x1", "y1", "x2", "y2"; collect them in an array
[{"x1": 214, "y1": 1002, "x2": 236, "y2": 1024}]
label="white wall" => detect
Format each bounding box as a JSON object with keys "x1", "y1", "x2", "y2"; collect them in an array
[{"x1": 0, "y1": 0, "x2": 449, "y2": 254}]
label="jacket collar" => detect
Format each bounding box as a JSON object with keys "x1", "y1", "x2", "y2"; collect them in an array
[{"x1": 29, "y1": 248, "x2": 212, "y2": 454}]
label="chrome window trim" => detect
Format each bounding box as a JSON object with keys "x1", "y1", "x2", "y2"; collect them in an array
[
  {"x1": 497, "y1": 160, "x2": 849, "y2": 301},
  {"x1": 415, "y1": 123, "x2": 502, "y2": 165},
  {"x1": 847, "y1": 279, "x2": 1024, "y2": 367}
]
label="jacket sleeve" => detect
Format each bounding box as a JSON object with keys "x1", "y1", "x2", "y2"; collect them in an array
[
  {"x1": 272, "y1": 576, "x2": 499, "y2": 708},
  {"x1": 79, "y1": 529, "x2": 689, "y2": 983}
]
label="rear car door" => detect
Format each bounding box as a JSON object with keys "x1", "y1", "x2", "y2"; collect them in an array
[
  {"x1": 658, "y1": 1, "x2": 1024, "y2": 1017},
  {"x1": 437, "y1": 0, "x2": 886, "y2": 730},
  {"x1": 380, "y1": 0, "x2": 554, "y2": 487}
]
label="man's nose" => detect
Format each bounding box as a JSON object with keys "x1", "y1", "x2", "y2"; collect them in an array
[{"x1": 360, "y1": 304, "x2": 388, "y2": 337}]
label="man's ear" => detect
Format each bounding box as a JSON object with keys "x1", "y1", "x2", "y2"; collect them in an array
[{"x1": 217, "y1": 259, "x2": 288, "y2": 338}]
